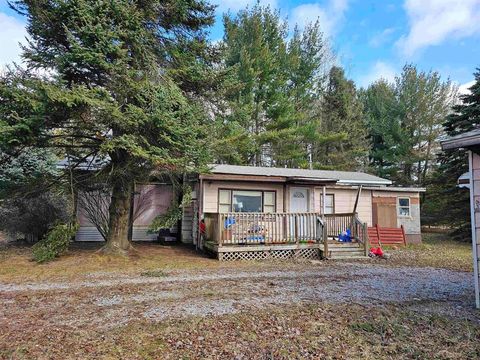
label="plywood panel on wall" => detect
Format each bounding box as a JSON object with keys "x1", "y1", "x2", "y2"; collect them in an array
[
  {"x1": 372, "y1": 191, "x2": 422, "y2": 234},
  {"x1": 373, "y1": 203, "x2": 397, "y2": 227}
]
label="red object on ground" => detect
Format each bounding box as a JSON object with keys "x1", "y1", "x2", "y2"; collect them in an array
[
  {"x1": 199, "y1": 220, "x2": 206, "y2": 234},
  {"x1": 369, "y1": 247, "x2": 384, "y2": 257}
]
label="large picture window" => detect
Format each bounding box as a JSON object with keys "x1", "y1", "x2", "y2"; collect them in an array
[
  {"x1": 398, "y1": 197, "x2": 410, "y2": 216},
  {"x1": 218, "y1": 189, "x2": 276, "y2": 213}
]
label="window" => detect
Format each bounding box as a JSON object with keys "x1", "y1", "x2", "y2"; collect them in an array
[
  {"x1": 263, "y1": 191, "x2": 276, "y2": 213},
  {"x1": 398, "y1": 197, "x2": 410, "y2": 216},
  {"x1": 218, "y1": 190, "x2": 232, "y2": 212},
  {"x1": 218, "y1": 189, "x2": 276, "y2": 213},
  {"x1": 320, "y1": 194, "x2": 335, "y2": 214},
  {"x1": 233, "y1": 190, "x2": 262, "y2": 212}
]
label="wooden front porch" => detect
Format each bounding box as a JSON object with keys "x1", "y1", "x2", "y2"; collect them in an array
[{"x1": 203, "y1": 212, "x2": 369, "y2": 261}]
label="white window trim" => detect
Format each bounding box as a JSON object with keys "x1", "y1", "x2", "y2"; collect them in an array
[
  {"x1": 320, "y1": 193, "x2": 335, "y2": 215},
  {"x1": 218, "y1": 189, "x2": 276, "y2": 213},
  {"x1": 397, "y1": 197, "x2": 411, "y2": 218}
]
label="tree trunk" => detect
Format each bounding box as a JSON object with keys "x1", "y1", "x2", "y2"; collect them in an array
[{"x1": 102, "y1": 180, "x2": 133, "y2": 255}]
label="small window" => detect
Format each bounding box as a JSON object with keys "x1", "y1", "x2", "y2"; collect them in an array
[
  {"x1": 398, "y1": 197, "x2": 410, "y2": 216},
  {"x1": 219, "y1": 190, "x2": 232, "y2": 212},
  {"x1": 263, "y1": 191, "x2": 276, "y2": 213},
  {"x1": 321, "y1": 194, "x2": 335, "y2": 214}
]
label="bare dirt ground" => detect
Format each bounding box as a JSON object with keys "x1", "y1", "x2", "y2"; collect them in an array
[{"x1": 1, "y1": 236, "x2": 479, "y2": 359}]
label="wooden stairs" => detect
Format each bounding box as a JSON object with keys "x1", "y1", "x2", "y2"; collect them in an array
[
  {"x1": 320, "y1": 241, "x2": 368, "y2": 260},
  {"x1": 368, "y1": 225, "x2": 406, "y2": 246}
]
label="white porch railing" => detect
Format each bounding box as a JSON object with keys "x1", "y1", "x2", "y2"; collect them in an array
[{"x1": 204, "y1": 212, "x2": 369, "y2": 255}]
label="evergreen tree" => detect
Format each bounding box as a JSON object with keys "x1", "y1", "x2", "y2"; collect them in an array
[
  {"x1": 395, "y1": 65, "x2": 454, "y2": 185},
  {"x1": 219, "y1": 5, "x2": 332, "y2": 167},
  {"x1": 285, "y1": 23, "x2": 333, "y2": 168},
  {"x1": 362, "y1": 65, "x2": 455, "y2": 186},
  {"x1": 0, "y1": 0, "x2": 216, "y2": 254},
  {"x1": 313, "y1": 66, "x2": 369, "y2": 170},
  {"x1": 422, "y1": 69, "x2": 480, "y2": 239},
  {"x1": 220, "y1": 5, "x2": 289, "y2": 166},
  {"x1": 360, "y1": 79, "x2": 404, "y2": 178}
]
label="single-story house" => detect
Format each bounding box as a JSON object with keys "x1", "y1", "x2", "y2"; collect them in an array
[
  {"x1": 76, "y1": 164, "x2": 424, "y2": 260},
  {"x1": 441, "y1": 128, "x2": 480, "y2": 308}
]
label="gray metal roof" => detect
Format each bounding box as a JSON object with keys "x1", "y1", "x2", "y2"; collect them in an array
[
  {"x1": 209, "y1": 164, "x2": 392, "y2": 185},
  {"x1": 441, "y1": 128, "x2": 480, "y2": 150}
]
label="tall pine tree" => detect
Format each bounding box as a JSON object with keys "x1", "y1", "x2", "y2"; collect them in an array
[
  {"x1": 218, "y1": 5, "x2": 333, "y2": 167},
  {"x1": 362, "y1": 65, "x2": 455, "y2": 186},
  {"x1": 422, "y1": 69, "x2": 480, "y2": 239},
  {"x1": 0, "y1": 0, "x2": 216, "y2": 254},
  {"x1": 312, "y1": 66, "x2": 369, "y2": 170}
]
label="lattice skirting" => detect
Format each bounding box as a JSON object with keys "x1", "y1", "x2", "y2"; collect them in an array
[{"x1": 218, "y1": 248, "x2": 320, "y2": 261}]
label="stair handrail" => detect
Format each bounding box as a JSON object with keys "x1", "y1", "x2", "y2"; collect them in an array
[{"x1": 352, "y1": 215, "x2": 369, "y2": 254}]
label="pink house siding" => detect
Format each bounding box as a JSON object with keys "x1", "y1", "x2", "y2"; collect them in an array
[{"x1": 75, "y1": 183, "x2": 174, "y2": 241}]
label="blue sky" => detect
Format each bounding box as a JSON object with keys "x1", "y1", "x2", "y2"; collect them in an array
[{"x1": 1, "y1": 0, "x2": 479, "y2": 90}]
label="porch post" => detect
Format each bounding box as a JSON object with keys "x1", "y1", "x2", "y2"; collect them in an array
[
  {"x1": 322, "y1": 186, "x2": 326, "y2": 215},
  {"x1": 322, "y1": 185, "x2": 328, "y2": 258},
  {"x1": 217, "y1": 213, "x2": 223, "y2": 247}
]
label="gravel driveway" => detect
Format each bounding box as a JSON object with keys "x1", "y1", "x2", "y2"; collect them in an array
[{"x1": 1, "y1": 261, "x2": 476, "y2": 331}]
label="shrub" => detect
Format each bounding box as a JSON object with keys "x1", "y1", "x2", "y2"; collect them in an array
[
  {"x1": 0, "y1": 192, "x2": 71, "y2": 242},
  {"x1": 32, "y1": 223, "x2": 79, "y2": 263}
]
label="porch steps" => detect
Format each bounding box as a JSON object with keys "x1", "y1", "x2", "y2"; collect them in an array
[{"x1": 320, "y1": 242, "x2": 368, "y2": 260}]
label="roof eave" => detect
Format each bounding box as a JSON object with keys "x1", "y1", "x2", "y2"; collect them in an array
[
  {"x1": 441, "y1": 134, "x2": 480, "y2": 150},
  {"x1": 337, "y1": 180, "x2": 392, "y2": 186}
]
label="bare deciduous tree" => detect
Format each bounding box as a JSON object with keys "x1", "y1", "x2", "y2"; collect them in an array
[{"x1": 78, "y1": 185, "x2": 156, "y2": 240}]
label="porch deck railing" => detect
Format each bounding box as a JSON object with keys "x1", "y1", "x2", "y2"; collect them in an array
[{"x1": 205, "y1": 212, "x2": 368, "y2": 251}]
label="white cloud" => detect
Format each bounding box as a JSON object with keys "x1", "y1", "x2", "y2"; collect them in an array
[
  {"x1": 369, "y1": 27, "x2": 396, "y2": 48},
  {"x1": 397, "y1": 0, "x2": 480, "y2": 57},
  {"x1": 0, "y1": 12, "x2": 27, "y2": 69},
  {"x1": 213, "y1": 0, "x2": 277, "y2": 13},
  {"x1": 358, "y1": 61, "x2": 397, "y2": 88},
  {"x1": 459, "y1": 80, "x2": 476, "y2": 95},
  {"x1": 291, "y1": 0, "x2": 349, "y2": 36}
]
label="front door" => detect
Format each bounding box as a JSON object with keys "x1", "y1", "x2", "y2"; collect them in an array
[
  {"x1": 289, "y1": 188, "x2": 309, "y2": 240},
  {"x1": 290, "y1": 187, "x2": 309, "y2": 212}
]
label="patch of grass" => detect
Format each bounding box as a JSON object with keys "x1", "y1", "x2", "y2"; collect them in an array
[
  {"x1": 383, "y1": 233, "x2": 473, "y2": 272},
  {"x1": 0, "y1": 243, "x2": 224, "y2": 283},
  {"x1": 140, "y1": 269, "x2": 168, "y2": 277}
]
